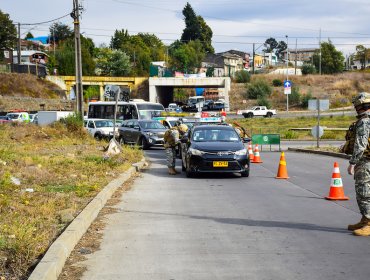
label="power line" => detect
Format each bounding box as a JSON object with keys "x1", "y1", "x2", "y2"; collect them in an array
[{"x1": 18, "y1": 13, "x2": 71, "y2": 26}]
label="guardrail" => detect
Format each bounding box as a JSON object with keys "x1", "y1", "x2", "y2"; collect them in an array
[{"x1": 251, "y1": 133, "x2": 281, "y2": 151}]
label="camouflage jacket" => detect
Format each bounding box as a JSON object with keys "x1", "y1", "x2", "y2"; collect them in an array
[{"x1": 349, "y1": 113, "x2": 370, "y2": 165}]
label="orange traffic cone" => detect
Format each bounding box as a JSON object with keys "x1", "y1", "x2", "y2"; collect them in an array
[
  {"x1": 276, "y1": 152, "x2": 289, "y2": 179},
  {"x1": 325, "y1": 162, "x2": 349, "y2": 200},
  {"x1": 248, "y1": 142, "x2": 254, "y2": 161},
  {"x1": 252, "y1": 144, "x2": 263, "y2": 163}
]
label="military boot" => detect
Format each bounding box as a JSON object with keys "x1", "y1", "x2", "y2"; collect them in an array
[
  {"x1": 348, "y1": 216, "x2": 367, "y2": 231},
  {"x1": 353, "y1": 218, "x2": 370, "y2": 236},
  {"x1": 168, "y1": 167, "x2": 177, "y2": 175}
]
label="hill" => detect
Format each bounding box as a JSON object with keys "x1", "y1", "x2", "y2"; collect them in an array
[
  {"x1": 229, "y1": 72, "x2": 370, "y2": 110},
  {"x1": 0, "y1": 73, "x2": 73, "y2": 112}
]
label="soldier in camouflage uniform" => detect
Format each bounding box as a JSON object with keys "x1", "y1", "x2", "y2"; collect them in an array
[
  {"x1": 164, "y1": 123, "x2": 188, "y2": 175},
  {"x1": 346, "y1": 92, "x2": 370, "y2": 236}
]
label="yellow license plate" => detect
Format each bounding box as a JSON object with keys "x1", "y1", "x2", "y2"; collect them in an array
[{"x1": 213, "y1": 161, "x2": 228, "y2": 167}]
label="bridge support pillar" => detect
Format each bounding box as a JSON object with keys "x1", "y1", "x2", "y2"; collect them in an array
[{"x1": 99, "y1": 84, "x2": 104, "y2": 101}]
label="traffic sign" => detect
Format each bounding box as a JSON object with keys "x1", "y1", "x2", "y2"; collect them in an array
[
  {"x1": 311, "y1": 126, "x2": 324, "y2": 138},
  {"x1": 284, "y1": 80, "x2": 291, "y2": 95}
]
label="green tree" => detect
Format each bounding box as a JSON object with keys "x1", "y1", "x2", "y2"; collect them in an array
[
  {"x1": 263, "y1": 38, "x2": 278, "y2": 53},
  {"x1": 289, "y1": 87, "x2": 301, "y2": 105},
  {"x1": 49, "y1": 22, "x2": 73, "y2": 44},
  {"x1": 0, "y1": 10, "x2": 17, "y2": 58},
  {"x1": 313, "y1": 40, "x2": 344, "y2": 74},
  {"x1": 95, "y1": 47, "x2": 131, "y2": 76},
  {"x1": 354, "y1": 45, "x2": 370, "y2": 69},
  {"x1": 170, "y1": 40, "x2": 205, "y2": 73},
  {"x1": 24, "y1": 32, "x2": 34, "y2": 40},
  {"x1": 180, "y1": 2, "x2": 214, "y2": 53},
  {"x1": 84, "y1": 86, "x2": 100, "y2": 101},
  {"x1": 276, "y1": 41, "x2": 287, "y2": 59},
  {"x1": 53, "y1": 37, "x2": 95, "y2": 76}
]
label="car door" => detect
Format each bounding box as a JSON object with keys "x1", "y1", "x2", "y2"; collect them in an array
[
  {"x1": 122, "y1": 120, "x2": 134, "y2": 143},
  {"x1": 87, "y1": 120, "x2": 96, "y2": 136},
  {"x1": 131, "y1": 120, "x2": 141, "y2": 143}
]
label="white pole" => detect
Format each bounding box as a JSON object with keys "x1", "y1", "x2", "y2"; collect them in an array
[{"x1": 286, "y1": 35, "x2": 289, "y2": 112}]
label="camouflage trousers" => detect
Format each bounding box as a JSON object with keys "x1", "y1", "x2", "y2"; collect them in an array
[
  {"x1": 354, "y1": 159, "x2": 370, "y2": 219},
  {"x1": 165, "y1": 147, "x2": 176, "y2": 168}
]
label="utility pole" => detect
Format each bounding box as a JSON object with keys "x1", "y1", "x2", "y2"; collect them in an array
[
  {"x1": 252, "y1": 43, "x2": 255, "y2": 74},
  {"x1": 294, "y1": 38, "x2": 297, "y2": 75},
  {"x1": 71, "y1": 0, "x2": 84, "y2": 117},
  {"x1": 17, "y1": 23, "x2": 21, "y2": 65},
  {"x1": 319, "y1": 28, "x2": 322, "y2": 75},
  {"x1": 286, "y1": 35, "x2": 289, "y2": 112}
]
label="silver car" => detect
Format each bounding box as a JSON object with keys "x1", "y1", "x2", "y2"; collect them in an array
[{"x1": 118, "y1": 119, "x2": 166, "y2": 149}]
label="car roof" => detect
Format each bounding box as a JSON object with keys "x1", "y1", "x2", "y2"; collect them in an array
[{"x1": 193, "y1": 125, "x2": 233, "y2": 130}]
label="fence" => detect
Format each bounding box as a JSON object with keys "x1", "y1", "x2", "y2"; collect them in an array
[
  {"x1": 10, "y1": 63, "x2": 47, "y2": 78},
  {"x1": 0, "y1": 64, "x2": 10, "y2": 73}
]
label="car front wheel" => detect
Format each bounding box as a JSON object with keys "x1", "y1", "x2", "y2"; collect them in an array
[{"x1": 241, "y1": 170, "x2": 249, "y2": 177}]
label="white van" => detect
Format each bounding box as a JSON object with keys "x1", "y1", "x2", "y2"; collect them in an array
[
  {"x1": 5, "y1": 112, "x2": 30, "y2": 123},
  {"x1": 187, "y1": 96, "x2": 205, "y2": 112}
]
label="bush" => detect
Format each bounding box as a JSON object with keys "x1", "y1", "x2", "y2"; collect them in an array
[
  {"x1": 247, "y1": 79, "x2": 272, "y2": 99},
  {"x1": 289, "y1": 87, "x2": 301, "y2": 105},
  {"x1": 283, "y1": 130, "x2": 298, "y2": 139},
  {"x1": 302, "y1": 64, "x2": 316, "y2": 75},
  {"x1": 301, "y1": 92, "x2": 313, "y2": 108},
  {"x1": 257, "y1": 96, "x2": 271, "y2": 108},
  {"x1": 272, "y1": 79, "x2": 283, "y2": 87},
  {"x1": 234, "y1": 70, "x2": 251, "y2": 83}
]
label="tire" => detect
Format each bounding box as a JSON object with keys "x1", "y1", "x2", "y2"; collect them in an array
[
  {"x1": 266, "y1": 112, "x2": 273, "y2": 118},
  {"x1": 182, "y1": 160, "x2": 186, "y2": 171},
  {"x1": 186, "y1": 165, "x2": 194, "y2": 178},
  {"x1": 241, "y1": 170, "x2": 249, "y2": 177},
  {"x1": 248, "y1": 113, "x2": 254, "y2": 118},
  {"x1": 94, "y1": 133, "x2": 102, "y2": 140},
  {"x1": 242, "y1": 113, "x2": 248, "y2": 118},
  {"x1": 138, "y1": 137, "x2": 149, "y2": 150}
]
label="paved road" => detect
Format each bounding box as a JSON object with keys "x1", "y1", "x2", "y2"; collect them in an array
[
  {"x1": 228, "y1": 110, "x2": 355, "y2": 119},
  {"x1": 79, "y1": 146, "x2": 370, "y2": 280}
]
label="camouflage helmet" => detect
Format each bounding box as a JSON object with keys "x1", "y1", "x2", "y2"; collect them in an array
[
  {"x1": 178, "y1": 124, "x2": 188, "y2": 134},
  {"x1": 352, "y1": 92, "x2": 370, "y2": 108}
]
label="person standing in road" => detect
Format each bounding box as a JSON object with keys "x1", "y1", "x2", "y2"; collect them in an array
[
  {"x1": 345, "y1": 92, "x2": 370, "y2": 236},
  {"x1": 163, "y1": 122, "x2": 188, "y2": 175}
]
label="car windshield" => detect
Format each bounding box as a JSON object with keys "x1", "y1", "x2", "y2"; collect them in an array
[
  {"x1": 140, "y1": 121, "x2": 165, "y2": 129},
  {"x1": 6, "y1": 113, "x2": 20, "y2": 119},
  {"x1": 95, "y1": 120, "x2": 114, "y2": 127},
  {"x1": 192, "y1": 128, "x2": 240, "y2": 142}
]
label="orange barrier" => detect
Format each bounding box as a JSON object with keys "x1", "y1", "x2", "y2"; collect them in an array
[
  {"x1": 325, "y1": 162, "x2": 349, "y2": 200},
  {"x1": 248, "y1": 142, "x2": 254, "y2": 161},
  {"x1": 252, "y1": 144, "x2": 263, "y2": 163},
  {"x1": 276, "y1": 152, "x2": 289, "y2": 179}
]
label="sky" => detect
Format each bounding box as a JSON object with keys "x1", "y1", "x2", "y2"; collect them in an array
[{"x1": 2, "y1": 0, "x2": 370, "y2": 56}]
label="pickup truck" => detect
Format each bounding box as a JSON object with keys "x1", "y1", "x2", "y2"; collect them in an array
[{"x1": 237, "y1": 106, "x2": 277, "y2": 118}]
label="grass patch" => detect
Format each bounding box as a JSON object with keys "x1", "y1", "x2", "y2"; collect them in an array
[
  {"x1": 231, "y1": 115, "x2": 354, "y2": 140},
  {"x1": 0, "y1": 122, "x2": 142, "y2": 279}
]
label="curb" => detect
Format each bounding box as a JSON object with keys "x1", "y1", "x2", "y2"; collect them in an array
[
  {"x1": 288, "y1": 148, "x2": 350, "y2": 159},
  {"x1": 28, "y1": 158, "x2": 147, "y2": 280}
]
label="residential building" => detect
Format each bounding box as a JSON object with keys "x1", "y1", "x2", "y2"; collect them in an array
[
  {"x1": 263, "y1": 52, "x2": 278, "y2": 66},
  {"x1": 200, "y1": 52, "x2": 244, "y2": 77}
]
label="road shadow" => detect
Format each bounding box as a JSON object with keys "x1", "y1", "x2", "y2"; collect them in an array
[{"x1": 123, "y1": 210, "x2": 348, "y2": 234}]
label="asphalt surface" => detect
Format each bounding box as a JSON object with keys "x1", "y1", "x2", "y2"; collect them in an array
[{"x1": 79, "y1": 146, "x2": 370, "y2": 280}]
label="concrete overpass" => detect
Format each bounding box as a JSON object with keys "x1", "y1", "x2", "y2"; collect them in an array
[
  {"x1": 46, "y1": 76, "x2": 147, "y2": 100},
  {"x1": 149, "y1": 77, "x2": 231, "y2": 110}
]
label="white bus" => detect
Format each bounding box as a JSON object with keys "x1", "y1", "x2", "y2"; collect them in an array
[{"x1": 87, "y1": 101, "x2": 165, "y2": 122}]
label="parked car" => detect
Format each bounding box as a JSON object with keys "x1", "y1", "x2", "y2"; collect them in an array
[
  {"x1": 118, "y1": 119, "x2": 167, "y2": 149},
  {"x1": 181, "y1": 125, "x2": 250, "y2": 178},
  {"x1": 29, "y1": 113, "x2": 37, "y2": 123},
  {"x1": 237, "y1": 106, "x2": 277, "y2": 118},
  {"x1": 166, "y1": 103, "x2": 183, "y2": 113},
  {"x1": 202, "y1": 100, "x2": 214, "y2": 111},
  {"x1": 0, "y1": 116, "x2": 11, "y2": 124},
  {"x1": 84, "y1": 119, "x2": 118, "y2": 140}
]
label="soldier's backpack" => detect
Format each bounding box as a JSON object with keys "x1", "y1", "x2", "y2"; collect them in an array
[
  {"x1": 340, "y1": 121, "x2": 357, "y2": 155},
  {"x1": 164, "y1": 128, "x2": 179, "y2": 147}
]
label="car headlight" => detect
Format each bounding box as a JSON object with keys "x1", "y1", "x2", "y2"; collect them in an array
[
  {"x1": 189, "y1": 148, "x2": 205, "y2": 156},
  {"x1": 235, "y1": 149, "x2": 247, "y2": 156},
  {"x1": 146, "y1": 132, "x2": 154, "y2": 137}
]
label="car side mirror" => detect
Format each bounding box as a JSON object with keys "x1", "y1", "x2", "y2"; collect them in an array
[{"x1": 243, "y1": 137, "x2": 251, "y2": 143}]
